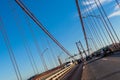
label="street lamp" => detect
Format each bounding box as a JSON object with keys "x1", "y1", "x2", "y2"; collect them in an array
[
  {"x1": 41, "y1": 48, "x2": 48, "y2": 71},
  {"x1": 57, "y1": 52, "x2": 63, "y2": 65}
]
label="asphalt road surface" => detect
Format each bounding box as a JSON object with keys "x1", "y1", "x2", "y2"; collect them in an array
[
  {"x1": 82, "y1": 52, "x2": 120, "y2": 80},
  {"x1": 62, "y1": 63, "x2": 83, "y2": 80}
]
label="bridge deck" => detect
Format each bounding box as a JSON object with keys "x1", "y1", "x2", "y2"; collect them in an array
[{"x1": 82, "y1": 52, "x2": 120, "y2": 80}]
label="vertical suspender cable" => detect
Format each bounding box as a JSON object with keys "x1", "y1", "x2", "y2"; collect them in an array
[
  {"x1": 80, "y1": 2, "x2": 100, "y2": 50},
  {"x1": 83, "y1": 24, "x2": 94, "y2": 52},
  {"x1": 98, "y1": 0, "x2": 120, "y2": 48},
  {"x1": 8, "y1": 1, "x2": 39, "y2": 74},
  {"x1": 100, "y1": 15, "x2": 115, "y2": 45},
  {"x1": 87, "y1": 0, "x2": 111, "y2": 45},
  {"x1": 84, "y1": 19, "x2": 99, "y2": 51},
  {"x1": 45, "y1": 37, "x2": 58, "y2": 67},
  {"x1": 84, "y1": 0, "x2": 107, "y2": 47},
  {"x1": 75, "y1": 0, "x2": 90, "y2": 56},
  {"x1": 80, "y1": 0, "x2": 105, "y2": 48},
  {"x1": 97, "y1": 0, "x2": 120, "y2": 44},
  {"x1": 24, "y1": 15, "x2": 46, "y2": 73},
  {"x1": 85, "y1": 18, "x2": 103, "y2": 48},
  {"x1": 95, "y1": 17, "x2": 110, "y2": 45},
  {"x1": 15, "y1": 0, "x2": 74, "y2": 59},
  {"x1": 25, "y1": 16, "x2": 43, "y2": 72},
  {"x1": 96, "y1": 16, "x2": 111, "y2": 45},
  {"x1": 0, "y1": 18, "x2": 22, "y2": 80},
  {"x1": 94, "y1": 0, "x2": 117, "y2": 48}
]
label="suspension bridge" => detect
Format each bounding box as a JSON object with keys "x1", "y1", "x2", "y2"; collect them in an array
[{"x1": 0, "y1": 0, "x2": 120, "y2": 80}]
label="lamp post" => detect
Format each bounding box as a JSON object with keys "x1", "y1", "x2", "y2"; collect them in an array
[
  {"x1": 57, "y1": 52, "x2": 63, "y2": 65},
  {"x1": 41, "y1": 48, "x2": 48, "y2": 71}
]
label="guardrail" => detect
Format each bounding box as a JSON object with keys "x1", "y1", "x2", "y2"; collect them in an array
[{"x1": 44, "y1": 64, "x2": 74, "y2": 80}]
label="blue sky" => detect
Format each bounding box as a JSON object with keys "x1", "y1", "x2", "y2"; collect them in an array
[{"x1": 0, "y1": 0, "x2": 120, "y2": 80}]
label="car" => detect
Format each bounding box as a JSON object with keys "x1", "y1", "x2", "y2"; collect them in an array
[
  {"x1": 64, "y1": 61, "x2": 73, "y2": 68},
  {"x1": 104, "y1": 47, "x2": 112, "y2": 56},
  {"x1": 100, "y1": 47, "x2": 113, "y2": 57},
  {"x1": 86, "y1": 55, "x2": 92, "y2": 61},
  {"x1": 100, "y1": 49, "x2": 105, "y2": 57},
  {"x1": 75, "y1": 59, "x2": 82, "y2": 64}
]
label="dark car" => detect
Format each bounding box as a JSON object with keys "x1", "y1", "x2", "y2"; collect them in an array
[
  {"x1": 104, "y1": 47, "x2": 112, "y2": 56},
  {"x1": 76, "y1": 59, "x2": 82, "y2": 64},
  {"x1": 86, "y1": 55, "x2": 92, "y2": 61}
]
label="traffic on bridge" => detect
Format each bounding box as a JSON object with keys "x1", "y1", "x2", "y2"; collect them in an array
[{"x1": 0, "y1": 0, "x2": 120, "y2": 80}]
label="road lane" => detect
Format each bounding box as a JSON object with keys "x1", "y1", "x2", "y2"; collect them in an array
[
  {"x1": 62, "y1": 63, "x2": 83, "y2": 80},
  {"x1": 82, "y1": 52, "x2": 120, "y2": 80}
]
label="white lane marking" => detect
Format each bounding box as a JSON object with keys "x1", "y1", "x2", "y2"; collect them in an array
[
  {"x1": 83, "y1": 66, "x2": 85, "y2": 69},
  {"x1": 95, "y1": 57, "x2": 98, "y2": 59},
  {"x1": 102, "y1": 58, "x2": 108, "y2": 61}
]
